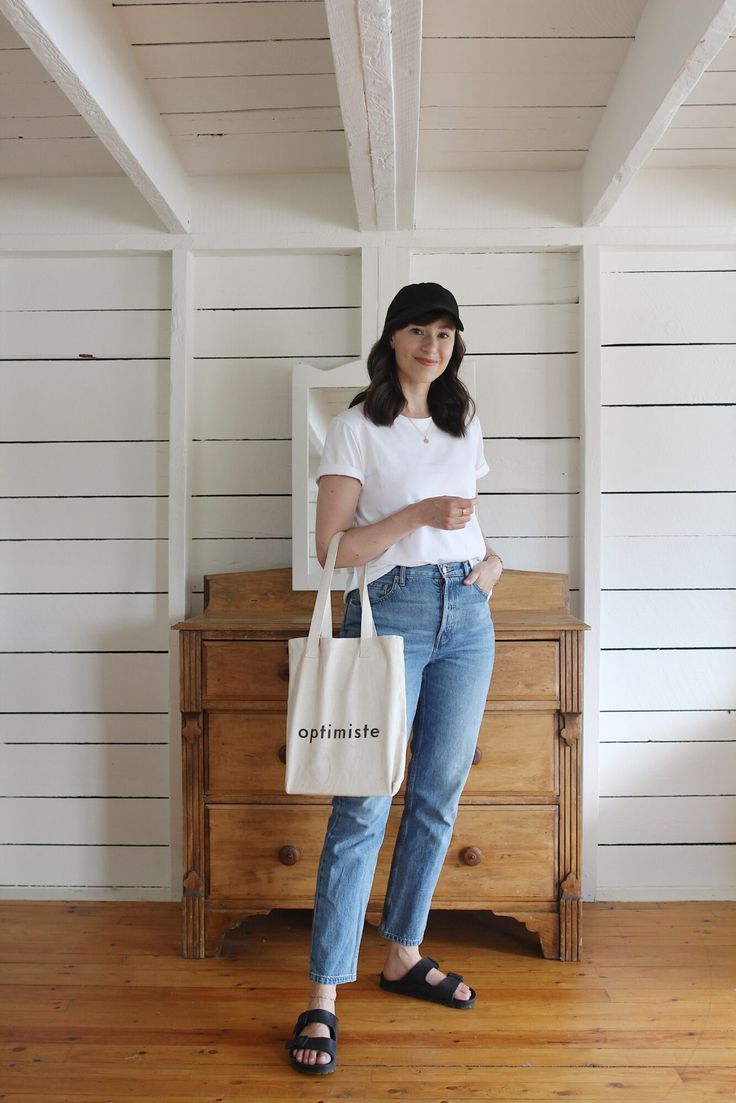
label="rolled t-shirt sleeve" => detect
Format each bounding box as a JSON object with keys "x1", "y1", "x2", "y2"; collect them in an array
[
  {"x1": 474, "y1": 416, "x2": 490, "y2": 479},
  {"x1": 315, "y1": 414, "x2": 364, "y2": 485}
]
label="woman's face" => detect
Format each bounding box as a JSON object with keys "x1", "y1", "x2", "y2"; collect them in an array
[{"x1": 390, "y1": 315, "x2": 456, "y2": 391}]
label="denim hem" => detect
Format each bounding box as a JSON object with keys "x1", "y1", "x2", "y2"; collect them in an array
[
  {"x1": 308, "y1": 971, "x2": 356, "y2": 985},
  {"x1": 378, "y1": 929, "x2": 421, "y2": 947}
]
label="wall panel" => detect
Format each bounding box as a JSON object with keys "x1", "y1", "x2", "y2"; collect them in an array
[
  {"x1": 599, "y1": 252, "x2": 736, "y2": 900},
  {"x1": 190, "y1": 251, "x2": 361, "y2": 595},
  {"x1": 0, "y1": 254, "x2": 170, "y2": 899},
  {"x1": 411, "y1": 250, "x2": 581, "y2": 596}
]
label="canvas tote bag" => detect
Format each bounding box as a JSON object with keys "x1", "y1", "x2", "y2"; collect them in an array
[{"x1": 285, "y1": 530, "x2": 407, "y2": 796}]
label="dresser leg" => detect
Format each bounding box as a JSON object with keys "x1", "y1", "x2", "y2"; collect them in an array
[{"x1": 182, "y1": 890, "x2": 205, "y2": 959}]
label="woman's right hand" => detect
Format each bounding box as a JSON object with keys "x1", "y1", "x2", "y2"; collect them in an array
[{"x1": 415, "y1": 495, "x2": 479, "y2": 531}]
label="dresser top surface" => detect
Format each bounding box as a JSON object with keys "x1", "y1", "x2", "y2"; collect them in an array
[{"x1": 174, "y1": 567, "x2": 590, "y2": 633}]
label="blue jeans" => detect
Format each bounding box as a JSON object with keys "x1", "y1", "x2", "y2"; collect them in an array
[{"x1": 308, "y1": 561, "x2": 496, "y2": 984}]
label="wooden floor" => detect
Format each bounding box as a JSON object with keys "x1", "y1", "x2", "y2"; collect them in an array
[{"x1": 0, "y1": 902, "x2": 735, "y2": 1102}]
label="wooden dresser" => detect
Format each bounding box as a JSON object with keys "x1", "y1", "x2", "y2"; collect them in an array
[{"x1": 174, "y1": 567, "x2": 589, "y2": 961}]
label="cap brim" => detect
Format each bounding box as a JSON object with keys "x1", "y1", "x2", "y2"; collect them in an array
[{"x1": 387, "y1": 305, "x2": 463, "y2": 331}]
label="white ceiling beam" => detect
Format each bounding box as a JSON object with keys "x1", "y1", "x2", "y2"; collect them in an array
[
  {"x1": 581, "y1": 0, "x2": 736, "y2": 226},
  {"x1": 0, "y1": 0, "x2": 191, "y2": 232},
  {"x1": 325, "y1": 0, "x2": 422, "y2": 232}
]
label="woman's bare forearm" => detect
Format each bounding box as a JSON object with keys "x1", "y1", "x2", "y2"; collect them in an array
[{"x1": 331, "y1": 503, "x2": 423, "y2": 568}]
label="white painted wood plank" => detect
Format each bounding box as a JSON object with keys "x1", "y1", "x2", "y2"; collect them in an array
[
  {"x1": 420, "y1": 72, "x2": 620, "y2": 109},
  {"x1": 688, "y1": 70, "x2": 736, "y2": 105},
  {"x1": 150, "y1": 74, "x2": 340, "y2": 113},
  {"x1": 601, "y1": 650, "x2": 736, "y2": 711},
  {"x1": 601, "y1": 590, "x2": 736, "y2": 648},
  {"x1": 165, "y1": 107, "x2": 343, "y2": 137},
  {"x1": 0, "y1": 255, "x2": 170, "y2": 310},
  {"x1": 600, "y1": 711, "x2": 736, "y2": 743},
  {"x1": 0, "y1": 653, "x2": 169, "y2": 712},
  {"x1": 602, "y1": 409, "x2": 736, "y2": 492},
  {"x1": 410, "y1": 250, "x2": 580, "y2": 304},
  {"x1": 0, "y1": 79, "x2": 74, "y2": 115},
  {"x1": 175, "y1": 129, "x2": 348, "y2": 174},
  {"x1": 603, "y1": 270, "x2": 736, "y2": 343},
  {"x1": 481, "y1": 439, "x2": 581, "y2": 493},
  {"x1": 645, "y1": 148, "x2": 736, "y2": 168},
  {"x1": 193, "y1": 307, "x2": 360, "y2": 358},
  {"x1": 0, "y1": 0, "x2": 191, "y2": 231},
  {"x1": 0, "y1": 797, "x2": 169, "y2": 844},
  {"x1": 194, "y1": 253, "x2": 359, "y2": 309},
  {"x1": 421, "y1": 37, "x2": 631, "y2": 76},
  {"x1": 0, "y1": 114, "x2": 92, "y2": 139},
  {"x1": 602, "y1": 248, "x2": 736, "y2": 272},
  {"x1": 0, "y1": 443, "x2": 168, "y2": 496},
  {"x1": 0, "y1": 714, "x2": 168, "y2": 745},
  {"x1": 0, "y1": 361, "x2": 169, "y2": 441},
  {"x1": 0, "y1": 41, "x2": 57, "y2": 79},
  {"x1": 192, "y1": 358, "x2": 335, "y2": 441},
  {"x1": 190, "y1": 537, "x2": 291, "y2": 579},
  {"x1": 602, "y1": 536, "x2": 736, "y2": 588},
  {"x1": 602, "y1": 346, "x2": 736, "y2": 405},
  {"x1": 421, "y1": 106, "x2": 603, "y2": 136},
  {"x1": 0, "y1": 594, "x2": 170, "y2": 650},
  {"x1": 0, "y1": 136, "x2": 123, "y2": 177},
  {"x1": 1, "y1": 539, "x2": 167, "y2": 592},
  {"x1": 2, "y1": 310, "x2": 171, "y2": 359},
  {"x1": 599, "y1": 742, "x2": 736, "y2": 797},
  {"x1": 478, "y1": 493, "x2": 580, "y2": 539},
  {"x1": 391, "y1": 0, "x2": 422, "y2": 230},
  {"x1": 191, "y1": 495, "x2": 291, "y2": 540},
  {"x1": 475, "y1": 355, "x2": 580, "y2": 437},
  {"x1": 133, "y1": 40, "x2": 333, "y2": 78},
  {"x1": 462, "y1": 304, "x2": 579, "y2": 354},
  {"x1": 190, "y1": 440, "x2": 290, "y2": 495},
  {"x1": 0, "y1": 498, "x2": 167, "y2": 540},
  {"x1": 602, "y1": 492, "x2": 736, "y2": 537},
  {"x1": 597, "y1": 845, "x2": 736, "y2": 900},
  {"x1": 599, "y1": 796, "x2": 736, "y2": 844},
  {"x1": 0, "y1": 844, "x2": 169, "y2": 889},
  {"x1": 671, "y1": 104, "x2": 736, "y2": 128},
  {"x1": 3, "y1": 743, "x2": 169, "y2": 797},
  {"x1": 420, "y1": 128, "x2": 590, "y2": 155},
  {"x1": 418, "y1": 150, "x2": 586, "y2": 172},
  {"x1": 582, "y1": 0, "x2": 736, "y2": 224},
  {"x1": 658, "y1": 127, "x2": 736, "y2": 150},
  {"x1": 115, "y1": 1, "x2": 329, "y2": 43},
  {"x1": 422, "y1": 0, "x2": 648, "y2": 37}
]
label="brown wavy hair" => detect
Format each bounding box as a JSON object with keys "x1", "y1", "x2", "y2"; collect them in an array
[{"x1": 349, "y1": 310, "x2": 474, "y2": 436}]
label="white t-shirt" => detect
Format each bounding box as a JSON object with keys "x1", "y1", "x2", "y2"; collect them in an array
[{"x1": 315, "y1": 401, "x2": 489, "y2": 596}]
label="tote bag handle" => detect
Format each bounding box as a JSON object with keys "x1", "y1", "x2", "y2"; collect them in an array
[{"x1": 307, "y1": 530, "x2": 376, "y2": 656}]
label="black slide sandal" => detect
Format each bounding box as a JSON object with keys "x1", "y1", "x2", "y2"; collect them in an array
[
  {"x1": 380, "y1": 955, "x2": 476, "y2": 1009},
  {"x1": 284, "y1": 1008, "x2": 338, "y2": 1075}
]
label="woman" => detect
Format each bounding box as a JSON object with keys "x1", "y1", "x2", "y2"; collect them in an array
[{"x1": 284, "y1": 282, "x2": 504, "y2": 1075}]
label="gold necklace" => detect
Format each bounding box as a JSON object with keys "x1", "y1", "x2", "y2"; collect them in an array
[{"x1": 404, "y1": 415, "x2": 432, "y2": 444}]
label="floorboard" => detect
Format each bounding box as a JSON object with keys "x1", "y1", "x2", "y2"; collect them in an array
[{"x1": 0, "y1": 901, "x2": 735, "y2": 1101}]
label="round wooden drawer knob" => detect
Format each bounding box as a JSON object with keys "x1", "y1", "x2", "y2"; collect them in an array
[
  {"x1": 278, "y1": 845, "x2": 301, "y2": 866},
  {"x1": 461, "y1": 846, "x2": 483, "y2": 867},
  {"x1": 277, "y1": 744, "x2": 287, "y2": 764},
  {"x1": 472, "y1": 746, "x2": 482, "y2": 766},
  {"x1": 277, "y1": 663, "x2": 290, "y2": 682}
]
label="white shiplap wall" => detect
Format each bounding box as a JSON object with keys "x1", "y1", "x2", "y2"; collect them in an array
[
  {"x1": 189, "y1": 251, "x2": 361, "y2": 608},
  {"x1": 410, "y1": 251, "x2": 581, "y2": 614},
  {"x1": 599, "y1": 250, "x2": 736, "y2": 899},
  {"x1": 0, "y1": 254, "x2": 171, "y2": 897}
]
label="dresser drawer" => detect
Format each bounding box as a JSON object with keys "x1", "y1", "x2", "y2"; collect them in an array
[
  {"x1": 490, "y1": 642, "x2": 559, "y2": 705},
  {"x1": 203, "y1": 642, "x2": 289, "y2": 705},
  {"x1": 207, "y1": 708, "x2": 559, "y2": 801},
  {"x1": 463, "y1": 711, "x2": 558, "y2": 800},
  {"x1": 207, "y1": 804, "x2": 557, "y2": 905}
]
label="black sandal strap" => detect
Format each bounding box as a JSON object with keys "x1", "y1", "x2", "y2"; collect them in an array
[
  {"x1": 434, "y1": 972, "x2": 465, "y2": 1000},
  {"x1": 285, "y1": 1035, "x2": 337, "y2": 1057},
  {"x1": 397, "y1": 956, "x2": 438, "y2": 985},
  {"x1": 293, "y1": 1008, "x2": 338, "y2": 1037}
]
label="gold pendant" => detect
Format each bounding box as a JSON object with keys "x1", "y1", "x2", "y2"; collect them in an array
[{"x1": 423, "y1": 435, "x2": 429, "y2": 444}]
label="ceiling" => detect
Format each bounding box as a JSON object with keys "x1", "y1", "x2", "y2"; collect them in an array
[{"x1": 1, "y1": 0, "x2": 735, "y2": 225}]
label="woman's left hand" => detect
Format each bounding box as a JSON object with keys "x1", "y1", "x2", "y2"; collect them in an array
[{"x1": 463, "y1": 554, "x2": 503, "y2": 596}]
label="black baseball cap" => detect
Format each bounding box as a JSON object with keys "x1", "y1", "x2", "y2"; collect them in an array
[{"x1": 384, "y1": 282, "x2": 464, "y2": 332}]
